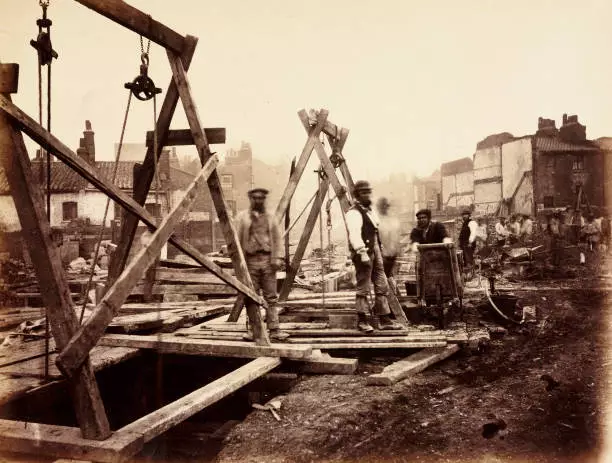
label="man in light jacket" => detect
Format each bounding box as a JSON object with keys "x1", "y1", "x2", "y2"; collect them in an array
[
  {"x1": 346, "y1": 181, "x2": 402, "y2": 333},
  {"x1": 235, "y1": 187, "x2": 288, "y2": 341}
]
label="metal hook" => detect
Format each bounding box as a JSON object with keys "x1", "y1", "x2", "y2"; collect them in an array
[{"x1": 141, "y1": 52, "x2": 149, "y2": 68}]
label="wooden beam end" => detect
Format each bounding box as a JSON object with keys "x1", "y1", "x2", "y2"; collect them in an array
[{"x1": 0, "y1": 63, "x2": 19, "y2": 94}]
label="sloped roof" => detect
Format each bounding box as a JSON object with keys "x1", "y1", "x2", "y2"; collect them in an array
[
  {"x1": 594, "y1": 137, "x2": 612, "y2": 151},
  {"x1": 476, "y1": 132, "x2": 515, "y2": 150},
  {"x1": 535, "y1": 137, "x2": 598, "y2": 152},
  {"x1": 441, "y1": 157, "x2": 473, "y2": 176},
  {"x1": 0, "y1": 161, "x2": 185, "y2": 194}
]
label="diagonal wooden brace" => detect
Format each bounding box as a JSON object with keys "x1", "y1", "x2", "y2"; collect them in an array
[
  {"x1": 275, "y1": 110, "x2": 328, "y2": 224},
  {"x1": 167, "y1": 51, "x2": 270, "y2": 345},
  {"x1": 278, "y1": 177, "x2": 331, "y2": 301},
  {"x1": 0, "y1": 94, "x2": 264, "y2": 307},
  {"x1": 56, "y1": 156, "x2": 219, "y2": 378}
]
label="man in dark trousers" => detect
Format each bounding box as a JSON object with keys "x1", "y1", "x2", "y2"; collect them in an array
[
  {"x1": 459, "y1": 209, "x2": 478, "y2": 278},
  {"x1": 409, "y1": 208, "x2": 452, "y2": 250},
  {"x1": 235, "y1": 187, "x2": 288, "y2": 341},
  {"x1": 345, "y1": 180, "x2": 402, "y2": 333}
]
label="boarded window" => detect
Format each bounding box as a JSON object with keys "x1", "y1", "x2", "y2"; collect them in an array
[
  {"x1": 543, "y1": 196, "x2": 554, "y2": 208},
  {"x1": 62, "y1": 201, "x2": 78, "y2": 221}
]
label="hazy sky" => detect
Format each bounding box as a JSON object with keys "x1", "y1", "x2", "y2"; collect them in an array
[{"x1": 2, "y1": 0, "x2": 612, "y2": 180}]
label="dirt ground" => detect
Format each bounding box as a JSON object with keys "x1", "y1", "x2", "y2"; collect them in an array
[{"x1": 216, "y1": 257, "x2": 610, "y2": 463}]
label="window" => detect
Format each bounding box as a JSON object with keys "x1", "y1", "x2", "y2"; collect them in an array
[
  {"x1": 226, "y1": 200, "x2": 236, "y2": 217},
  {"x1": 145, "y1": 203, "x2": 161, "y2": 218},
  {"x1": 543, "y1": 196, "x2": 554, "y2": 208},
  {"x1": 221, "y1": 174, "x2": 233, "y2": 189},
  {"x1": 62, "y1": 201, "x2": 78, "y2": 221},
  {"x1": 573, "y1": 155, "x2": 584, "y2": 171}
]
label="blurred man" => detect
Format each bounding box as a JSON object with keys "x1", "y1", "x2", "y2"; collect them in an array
[
  {"x1": 346, "y1": 181, "x2": 402, "y2": 333},
  {"x1": 495, "y1": 217, "x2": 510, "y2": 247},
  {"x1": 235, "y1": 187, "x2": 288, "y2": 341},
  {"x1": 377, "y1": 197, "x2": 401, "y2": 295}
]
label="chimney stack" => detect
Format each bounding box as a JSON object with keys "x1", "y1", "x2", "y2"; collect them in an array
[
  {"x1": 559, "y1": 114, "x2": 586, "y2": 142},
  {"x1": 535, "y1": 117, "x2": 558, "y2": 137},
  {"x1": 77, "y1": 120, "x2": 95, "y2": 164}
]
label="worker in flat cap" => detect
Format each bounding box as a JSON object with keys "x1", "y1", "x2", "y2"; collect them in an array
[
  {"x1": 345, "y1": 180, "x2": 402, "y2": 332},
  {"x1": 235, "y1": 187, "x2": 288, "y2": 341},
  {"x1": 409, "y1": 208, "x2": 452, "y2": 251}
]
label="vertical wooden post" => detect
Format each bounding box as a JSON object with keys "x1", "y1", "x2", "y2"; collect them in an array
[
  {"x1": 167, "y1": 48, "x2": 269, "y2": 345},
  {"x1": 285, "y1": 158, "x2": 296, "y2": 270},
  {"x1": 0, "y1": 64, "x2": 110, "y2": 439}
]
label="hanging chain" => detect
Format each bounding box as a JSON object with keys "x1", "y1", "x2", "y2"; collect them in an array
[{"x1": 140, "y1": 35, "x2": 151, "y2": 56}]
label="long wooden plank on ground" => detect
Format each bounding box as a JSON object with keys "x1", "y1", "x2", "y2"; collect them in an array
[
  {"x1": 108, "y1": 36, "x2": 196, "y2": 287},
  {"x1": 167, "y1": 50, "x2": 269, "y2": 346},
  {"x1": 0, "y1": 419, "x2": 143, "y2": 463},
  {"x1": 274, "y1": 110, "x2": 328, "y2": 225},
  {"x1": 366, "y1": 345, "x2": 460, "y2": 386},
  {"x1": 130, "y1": 283, "x2": 236, "y2": 296},
  {"x1": 57, "y1": 158, "x2": 219, "y2": 379},
  {"x1": 279, "y1": 178, "x2": 331, "y2": 301},
  {"x1": 98, "y1": 334, "x2": 312, "y2": 359},
  {"x1": 116, "y1": 357, "x2": 280, "y2": 443},
  {"x1": 288, "y1": 350, "x2": 357, "y2": 375},
  {"x1": 146, "y1": 128, "x2": 225, "y2": 147},
  {"x1": 300, "y1": 341, "x2": 447, "y2": 350},
  {"x1": 74, "y1": 0, "x2": 185, "y2": 53},
  {"x1": 0, "y1": 77, "x2": 110, "y2": 439}
]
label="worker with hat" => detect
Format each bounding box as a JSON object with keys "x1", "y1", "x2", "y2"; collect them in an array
[
  {"x1": 459, "y1": 209, "x2": 478, "y2": 278},
  {"x1": 235, "y1": 187, "x2": 288, "y2": 341},
  {"x1": 377, "y1": 197, "x2": 402, "y2": 295},
  {"x1": 345, "y1": 180, "x2": 402, "y2": 332}
]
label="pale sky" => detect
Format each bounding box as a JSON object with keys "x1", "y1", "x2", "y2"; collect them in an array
[{"x1": 2, "y1": 0, "x2": 612, "y2": 180}]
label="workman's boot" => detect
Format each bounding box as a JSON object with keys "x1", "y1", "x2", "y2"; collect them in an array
[
  {"x1": 357, "y1": 312, "x2": 374, "y2": 333},
  {"x1": 379, "y1": 314, "x2": 403, "y2": 330},
  {"x1": 269, "y1": 329, "x2": 290, "y2": 342}
]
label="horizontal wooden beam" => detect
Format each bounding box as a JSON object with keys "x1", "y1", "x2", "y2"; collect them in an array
[
  {"x1": 292, "y1": 341, "x2": 447, "y2": 349},
  {"x1": 57, "y1": 158, "x2": 219, "y2": 378},
  {"x1": 0, "y1": 64, "x2": 19, "y2": 94},
  {"x1": 98, "y1": 334, "x2": 313, "y2": 359},
  {"x1": 0, "y1": 419, "x2": 143, "y2": 463},
  {"x1": 0, "y1": 95, "x2": 264, "y2": 307},
  {"x1": 74, "y1": 0, "x2": 186, "y2": 53},
  {"x1": 146, "y1": 128, "x2": 226, "y2": 147},
  {"x1": 366, "y1": 345, "x2": 460, "y2": 386},
  {"x1": 116, "y1": 357, "x2": 280, "y2": 443}
]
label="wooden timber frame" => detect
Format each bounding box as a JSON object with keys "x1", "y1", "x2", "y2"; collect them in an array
[
  {"x1": 0, "y1": 1, "x2": 286, "y2": 459},
  {"x1": 227, "y1": 109, "x2": 409, "y2": 327}
]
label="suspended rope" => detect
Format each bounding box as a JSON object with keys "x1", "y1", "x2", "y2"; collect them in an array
[
  {"x1": 281, "y1": 189, "x2": 318, "y2": 239},
  {"x1": 79, "y1": 91, "x2": 133, "y2": 323},
  {"x1": 31, "y1": 0, "x2": 57, "y2": 381},
  {"x1": 317, "y1": 167, "x2": 326, "y2": 309}
]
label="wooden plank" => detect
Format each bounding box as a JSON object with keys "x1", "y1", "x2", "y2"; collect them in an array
[
  {"x1": 167, "y1": 50, "x2": 269, "y2": 346},
  {"x1": 0, "y1": 347, "x2": 140, "y2": 379},
  {"x1": 301, "y1": 341, "x2": 446, "y2": 349},
  {"x1": 146, "y1": 128, "x2": 226, "y2": 147},
  {"x1": 0, "y1": 419, "x2": 143, "y2": 463},
  {"x1": 0, "y1": 64, "x2": 18, "y2": 94},
  {"x1": 0, "y1": 95, "x2": 263, "y2": 305},
  {"x1": 0, "y1": 90, "x2": 110, "y2": 439},
  {"x1": 130, "y1": 283, "x2": 236, "y2": 296},
  {"x1": 0, "y1": 374, "x2": 48, "y2": 406},
  {"x1": 366, "y1": 345, "x2": 460, "y2": 386},
  {"x1": 288, "y1": 335, "x2": 446, "y2": 344},
  {"x1": 98, "y1": 334, "x2": 312, "y2": 359},
  {"x1": 57, "y1": 159, "x2": 219, "y2": 378},
  {"x1": 119, "y1": 300, "x2": 232, "y2": 314},
  {"x1": 108, "y1": 36, "x2": 197, "y2": 287},
  {"x1": 290, "y1": 351, "x2": 357, "y2": 375},
  {"x1": 274, "y1": 110, "x2": 328, "y2": 224},
  {"x1": 116, "y1": 357, "x2": 280, "y2": 442},
  {"x1": 279, "y1": 178, "x2": 330, "y2": 301},
  {"x1": 74, "y1": 0, "x2": 186, "y2": 53},
  {"x1": 199, "y1": 322, "x2": 328, "y2": 332},
  {"x1": 110, "y1": 305, "x2": 228, "y2": 333}
]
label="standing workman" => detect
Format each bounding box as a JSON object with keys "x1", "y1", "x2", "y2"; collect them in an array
[
  {"x1": 459, "y1": 210, "x2": 478, "y2": 278},
  {"x1": 235, "y1": 187, "x2": 289, "y2": 341},
  {"x1": 346, "y1": 181, "x2": 402, "y2": 333},
  {"x1": 495, "y1": 216, "x2": 510, "y2": 247},
  {"x1": 377, "y1": 197, "x2": 402, "y2": 295},
  {"x1": 409, "y1": 208, "x2": 452, "y2": 250}
]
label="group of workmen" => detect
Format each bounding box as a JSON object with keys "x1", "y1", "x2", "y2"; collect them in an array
[
  {"x1": 235, "y1": 180, "x2": 485, "y2": 340},
  {"x1": 233, "y1": 180, "x2": 610, "y2": 341}
]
